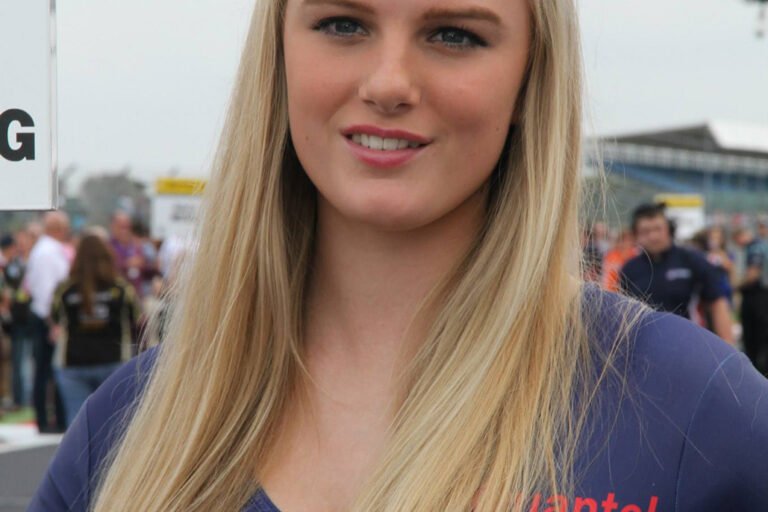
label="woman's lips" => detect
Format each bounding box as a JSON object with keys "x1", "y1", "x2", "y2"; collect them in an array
[
  {"x1": 341, "y1": 125, "x2": 432, "y2": 145},
  {"x1": 343, "y1": 136, "x2": 428, "y2": 169}
]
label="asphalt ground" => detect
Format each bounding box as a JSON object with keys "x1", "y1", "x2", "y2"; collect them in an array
[{"x1": 0, "y1": 444, "x2": 57, "y2": 512}]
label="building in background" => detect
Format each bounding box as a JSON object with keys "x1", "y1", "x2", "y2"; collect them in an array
[{"x1": 592, "y1": 121, "x2": 768, "y2": 222}]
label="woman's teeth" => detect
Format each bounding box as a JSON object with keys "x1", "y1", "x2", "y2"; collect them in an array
[{"x1": 351, "y1": 133, "x2": 422, "y2": 151}]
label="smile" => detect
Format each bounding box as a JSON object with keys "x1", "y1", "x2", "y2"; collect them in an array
[
  {"x1": 340, "y1": 124, "x2": 432, "y2": 169},
  {"x1": 349, "y1": 133, "x2": 424, "y2": 151}
]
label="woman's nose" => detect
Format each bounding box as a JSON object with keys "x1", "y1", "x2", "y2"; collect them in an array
[{"x1": 358, "y1": 39, "x2": 421, "y2": 115}]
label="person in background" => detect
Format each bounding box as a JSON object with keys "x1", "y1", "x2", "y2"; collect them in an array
[
  {"x1": 50, "y1": 234, "x2": 140, "y2": 427},
  {"x1": 591, "y1": 221, "x2": 611, "y2": 258},
  {"x1": 734, "y1": 227, "x2": 768, "y2": 375},
  {"x1": 25, "y1": 212, "x2": 71, "y2": 433},
  {"x1": 148, "y1": 235, "x2": 190, "y2": 348},
  {"x1": 757, "y1": 216, "x2": 768, "y2": 242},
  {"x1": 705, "y1": 226, "x2": 735, "y2": 304},
  {"x1": 0, "y1": 236, "x2": 14, "y2": 292},
  {"x1": 1, "y1": 233, "x2": 35, "y2": 409},
  {"x1": 14, "y1": 227, "x2": 36, "y2": 266},
  {"x1": 109, "y1": 211, "x2": 146, "y2": 297},
  {"x1": 61, "y1": 231, "x2": 76, "y2": 266},
  {"x1": 156, "y1": 234, "x2": 188, "y2": 281},
  {"x1": 0, "y1": 235, "x2": 11, "y2": 269},
  {"x1": 130, "y1": 219, "x2": 159, "y2": 298},
  {"x1": 26, "y1": 221, "x2": 43, "y2": 245},
  {"x1": 580, "y1": 225, "x2": 602, "y2": 282},
  {"x1": 620, "y1": 203, "x2": 733, "y2": 344},
  {"x1": 601, "y1": 228, "x2": 638, "y2": 292},
  {"x1": 690, "y1": 227, "x2": 735, "y2": 332},
  {"x1": 0, "y1": 236, "x2": 11, "y2": 409}
]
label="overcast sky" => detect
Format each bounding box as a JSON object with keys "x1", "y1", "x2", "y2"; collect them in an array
[{"x1": 55, "y1": 0, "x2": 768, "y2": 189}]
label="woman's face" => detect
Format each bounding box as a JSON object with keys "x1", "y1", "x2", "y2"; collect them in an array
[
  {"x1": 283, "y1": 0, "x2": 531, "y2": 231},
  {"x1": 708, "y1": 227, "x2": 723, "y2": 250}
]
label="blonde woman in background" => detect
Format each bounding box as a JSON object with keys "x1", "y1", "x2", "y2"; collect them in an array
[{"x1": 33, "y1": 0, "x2": 768, "y2": 511}]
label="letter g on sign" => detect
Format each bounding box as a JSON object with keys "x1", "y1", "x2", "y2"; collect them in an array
[{"x1": 0, "y1": 109, "x2": 36, "y2": 161}]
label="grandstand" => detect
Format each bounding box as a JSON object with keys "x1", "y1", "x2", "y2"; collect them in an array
[{"x1": 591, "y1": 121, "x2": 768, "y2": 215}]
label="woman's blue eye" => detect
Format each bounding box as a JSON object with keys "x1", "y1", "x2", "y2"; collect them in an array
[
  {"x1": 431, "y1": 27, "x2": 487, "y2": 49},
  {"x1": 314, "y1": 17, "x2": 365, "y2": 37}
]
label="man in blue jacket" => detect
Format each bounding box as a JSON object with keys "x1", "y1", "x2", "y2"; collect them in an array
[{"x1": 620, "y1": 203, "x2": 733, "y2": 344}]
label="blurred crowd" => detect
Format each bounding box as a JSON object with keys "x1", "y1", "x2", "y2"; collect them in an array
[
  {"x1": 0, "y1": 211, "x2": 186, "y2": 432},
  {"x1": 2, "y1": 204, "x2": 767, "y2": 434},
  {"x1": 583, "y1": 204, "x2": 768, "y2": 377}
]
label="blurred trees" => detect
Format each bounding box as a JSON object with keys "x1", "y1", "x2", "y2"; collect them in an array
[
  {"x1": 79, "y1": 170, "x2": 151, "y2": 228},
  {"x1": 0, "y1": 170, "x2": 151, "y2": 235}
]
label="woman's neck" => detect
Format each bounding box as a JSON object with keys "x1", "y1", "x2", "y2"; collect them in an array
[
  {"x1": 304, "y1": 191, "x2": 485, "y2": 376},
  {"x1": 258, "y1": 191, "x2": 487, "y2": 508}
]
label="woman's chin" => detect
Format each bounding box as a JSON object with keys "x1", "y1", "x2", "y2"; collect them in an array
[
  {"x1": 335, "y1": 203, "x2": 437, "y2": 233},
  {"x1": 353, "y1": 211, "x2": 434, "y2": 233}
]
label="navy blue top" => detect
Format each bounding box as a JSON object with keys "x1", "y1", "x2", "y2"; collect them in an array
[
  {"x1": 29, "y1": 292, "x2": 768, "y2": 511},
  {"x1": 620, "y1": 245, "x2": 724, "y2": 319}
]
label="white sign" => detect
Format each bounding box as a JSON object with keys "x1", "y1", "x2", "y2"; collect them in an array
[
  {"x1": 0, "y1": 0, "x2": 57, "y2": 210},
  {"x1": 655, "y1": 194, "x2": 706, "y2": 242},
  {"x1": 151, "y1": 179, "x2": 206, "y2": 240}
]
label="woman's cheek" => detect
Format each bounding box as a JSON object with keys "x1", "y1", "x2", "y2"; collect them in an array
[{"x1": 290, "y1": 63, "x2": 351, "y2": 131}]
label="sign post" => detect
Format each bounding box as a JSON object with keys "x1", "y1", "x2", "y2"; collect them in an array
[{"x1": 0, "y1": 0, "x2": 57, "y2": 210}]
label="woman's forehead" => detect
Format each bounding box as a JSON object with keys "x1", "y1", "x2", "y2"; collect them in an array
[{"x1": 286, "y1": 0, "x2": 529, "y2": 25}]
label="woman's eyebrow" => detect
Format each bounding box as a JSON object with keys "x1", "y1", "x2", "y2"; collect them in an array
[
  {"x1": 302, "y1": 0, "x2": 375, "y2": 15},
  {"x1": 301, "y1": 1, "x2": 502, "y2": 27},
  {"x1": 421, "y1": 6, "x2": 502, "y2": 26}
]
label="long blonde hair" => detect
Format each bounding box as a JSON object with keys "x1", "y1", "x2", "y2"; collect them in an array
[{"x1": 93, "y1": 1, "x2": 625, "y2": 510}]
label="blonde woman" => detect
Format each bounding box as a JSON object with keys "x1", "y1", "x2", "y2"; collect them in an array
[{"x1": 32, "y1": 0, "x2": 768, "y2": 510}]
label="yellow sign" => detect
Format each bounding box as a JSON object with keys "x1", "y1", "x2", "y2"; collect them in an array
[
  {"x1": 654, "y1": 194, "x2": 704, "y2": 208},
  {"x1": 155, "y1": 178, "x2": 206, "y2": 196}
]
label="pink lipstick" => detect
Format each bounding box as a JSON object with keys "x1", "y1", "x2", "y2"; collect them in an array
[{"x1": 341, "y1": 124, "x2": 432, "y2": 169}]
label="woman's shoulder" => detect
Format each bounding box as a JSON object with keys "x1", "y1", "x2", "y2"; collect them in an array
[
  {"x1": 113, "y1": 276, "x2": 138, "y2": 295},
  {"x1": 52, "y1": 278, "x2": 77, "y2": 298},
  {"x1": 629, "y1": 309, "x2": 768, "y2": 507},
  {"x1": 29, "y1": 346, "x2": 160, "y2": 511},
  {"x1": 584, "y1": 288, "x2": 768, "y2": 508},
  {"x1": 84, "y1": 345, "x2": 159, "y2": 436},
  {"x1": 587, "y1": 286, "x2": 736, "y2": 376},
  {"x1": 587, "y1": 287, "x2": 761, "y2": 415}
]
